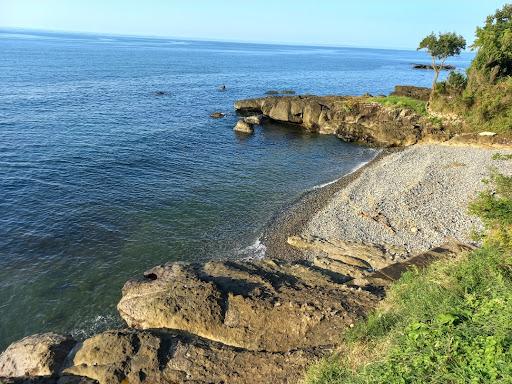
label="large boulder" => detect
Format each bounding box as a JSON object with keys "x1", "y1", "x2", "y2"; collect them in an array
[
  {"x1": 0, "y1": 333, "x2": 76, "y2": 378},
  {"x1": 390, "y1": 85, "x2": 431, "y2": 101},
  {"x1": 233, "y1": 120, "x2": 254, "y2": 134},
  {"x1": 117, "y1": 258, "x2": 378, "y2": 352},
  {"x1": 63, "y1": 329, "x2": 315, "y2": 384}
]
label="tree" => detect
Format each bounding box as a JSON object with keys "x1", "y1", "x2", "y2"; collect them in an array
[
  {"x1": 472, "y1": 4, "x2": 512, "y2": 80},
  {"x1": 417, "y1": 32, "x2": 467, "y2": 101}
]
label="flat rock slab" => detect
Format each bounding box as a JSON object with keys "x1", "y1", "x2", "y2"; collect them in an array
[{"x1": 118, "y1": 258, "x2": 379, "y2": 352}]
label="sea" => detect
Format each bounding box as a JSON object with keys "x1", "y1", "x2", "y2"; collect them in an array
[{"x1": 0, "y1": 29, "x2": 474, "y2": 349}]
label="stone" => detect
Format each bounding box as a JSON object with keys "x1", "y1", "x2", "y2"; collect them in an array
[
  {"x1": 478, "y1": 131, "x2": 497, "y2": 137},
  {"x1": 412, "y1": 64, "x2": 455, "y2": 71},
  {"x1": 153, "y1": 91, "x2": 167, "y2": 96},
  {"x1": 391, "y1": 85, "x2": 431, "y2": 101},
  {"x1": 234, "y1": 120, "x2": 254, "y2": 134},
  {"x1": 210, "y1": 112, "x2": 225, "y2": 119},
  {"x1": 117, "y1": 258, "x2": 378, "y2": 352},
  {"x1": 243, "y1": 114, "x2": 264, "y2": 125},
  {"x1": 0, "y1": 333, "x2": 76, "y2": 378},
  {"x1": 63, "y1": 329, "x2": 316, "y2": 384}
]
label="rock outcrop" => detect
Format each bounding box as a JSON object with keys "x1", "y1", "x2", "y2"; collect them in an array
[
  {"x1": 235, "y1": 95, "x2": 448, "y2": 147},
  {"x1": 0, "y1": 243, "x2": 473, "y2": 384},
  {"x1": 233, "y1": 119, "x2": 254, "y2": 134},
  {"x1": 412, "y1": 64, "x2": 455, "y2": 70},
  {"x1": 117, "y1": 258, "x2": 378, "y2": 352},
  {"x1": 390, "y1": 85, "x2": 431, "y2": 101},
  {"x1": 0, "y1": 333, "x2": 75, "y2": 379}
]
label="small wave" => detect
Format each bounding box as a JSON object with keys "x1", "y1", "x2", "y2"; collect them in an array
[
  {"x1": 311, "y1": 157, "x2": 377, "y2": 190},
  {"x1": 71, "y1": 314, "x2": 122, "y2": 341},
  {"x1": 238, "y1": 238, "x2": 267, "y2": 260}
]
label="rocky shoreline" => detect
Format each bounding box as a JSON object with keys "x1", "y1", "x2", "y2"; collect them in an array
[{"x1": 2, "y1": 94, "x2": 512, "y2": 384}]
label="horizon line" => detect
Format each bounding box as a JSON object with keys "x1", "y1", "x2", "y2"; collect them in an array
[{"x1": 0, "y1": 26, "x2": 440, "y2": 52}]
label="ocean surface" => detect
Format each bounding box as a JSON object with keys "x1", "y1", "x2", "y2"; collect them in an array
[{"x1": 0, "y1": 30, "x2": 473, "y2": 349}]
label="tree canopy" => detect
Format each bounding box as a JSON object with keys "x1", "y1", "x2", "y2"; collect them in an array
[
  {"x1": 418, "y1": 32, "x2": 466, "y2": 62},
  {"x1": 472, "y1": 4, "x2": 512, "y2": 79}
]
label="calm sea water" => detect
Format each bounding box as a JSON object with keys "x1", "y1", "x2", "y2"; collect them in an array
[{"x1": 0, "y1": 30, "x2": 473, "y2": 349}]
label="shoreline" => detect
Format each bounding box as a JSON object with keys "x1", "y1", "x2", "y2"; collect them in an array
[{"x1": 262, "y1": 148, "x2": 397, "y2": 261}]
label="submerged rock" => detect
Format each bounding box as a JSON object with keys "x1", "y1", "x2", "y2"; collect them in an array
[
  {"x1": 234, "y1": 119, "x2": 254, "y2": 134},
  {"x1": 0, "y1": 333, "x2": 76, "y2": 378}
]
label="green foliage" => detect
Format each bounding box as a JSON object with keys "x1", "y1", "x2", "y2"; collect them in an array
[
  {"x1": 370, "y1": 96, "x2": 427, "y2": 116},
  {"x1": 472, "y1": 4, "x2": 512, "y2": 79},
  {"x1": 493, "y1": 153, "x2": 512, "y2": 160},
  {"x1": 418, "y1": 32, "x2": 467, "y2": 61},
  {"x1": 303, "y1": 172, "x2": 512, "y2": 384}
]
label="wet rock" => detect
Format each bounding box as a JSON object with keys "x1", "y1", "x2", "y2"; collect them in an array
[
  {"x1": 210, "y1": 112, "x2": 225, "y2": 119},
  {"x1": 64, "y1": 329, "x2": 316, "y2": 384},
  {"x1": 243, "y1": 114, "x2": 264, "y2": 125},
  {"x1": 234, "y1": 120, "x2": 254, "y2": 134},
  {"x1": 0, "y1": 333, "x2": 76, "y2": 378},
  {"x1": 117, "y1": 258, "x2": 378, "y2": 352},
  {"x1": 153, "y1": 91, "x2": 167, "y2": 96}
]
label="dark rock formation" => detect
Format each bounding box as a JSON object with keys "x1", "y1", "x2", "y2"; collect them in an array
[
  {"x1": 209, "y1": 112, "x2": 225, "y2": 119},
  {"x1": 235, "y1": 95, "x2": 449, "y2": 147},
  {"x1": 413, "y1": 64, "x2": 455, "y2": 70},
  {"x1": 153, "y1": 91, "x2": 167, "y2": 96},
  {"x1": 391, "y1": 85, "x2": 431, "y2": 101}
]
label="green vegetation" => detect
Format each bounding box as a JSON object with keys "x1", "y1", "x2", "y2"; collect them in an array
[
  {"x1": 370, "y1": 95, "x2": 427, "y2": 116},
  {"x1": 431, "y1": 5, "x2": 512, "y2": 134},
  {"x1": 417, "y1": 32, "x2": 467, "y2": 99},
  {"x1": 493, "y1": 152, "x2": 512, "y2": 160},
  {"x1": 304, "y1": 172, "x2": 512, "y2": 384}
]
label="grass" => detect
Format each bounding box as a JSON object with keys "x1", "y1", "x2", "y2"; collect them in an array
[
  {"x1": 370, "y1": 96, "x2": 428, "y2": 116},
  {"x1": 304, "y1": 173, "x2": 512, "y2": 384}
]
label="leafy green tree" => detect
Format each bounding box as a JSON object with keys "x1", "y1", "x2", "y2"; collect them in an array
[
  {"x1": 417, "y1": 32, "x2": 467, "y2": 100},
  {"x1": 472, "y1": 4, "x2": 512, "y2": 80}
]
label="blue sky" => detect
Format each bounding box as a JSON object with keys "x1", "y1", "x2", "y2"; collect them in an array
[{"x1": 0, "y1": 0, "x2": 509, "y2": 49}]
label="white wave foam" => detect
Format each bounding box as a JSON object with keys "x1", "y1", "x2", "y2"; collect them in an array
[{"x1": 238, "y1": 238, "x2": 267, "y2": 260}]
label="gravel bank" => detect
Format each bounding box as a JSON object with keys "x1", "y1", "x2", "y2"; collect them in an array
[{"x1": 302, "y1": 144, "x2": 512, "y2": 260}]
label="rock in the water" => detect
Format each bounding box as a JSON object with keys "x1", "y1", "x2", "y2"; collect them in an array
[
  {"x1": 64, "y1": 329, "x2": 316, "y2": 384},
  {"x1": 234, "y1": 119, "x2": 254, "y2": 134},
  {"x1": 235, "y1": 95, "x2": 448, "y2": 147},
  {"x1": 243, "y1": 114, "x2": 264, "y2": 125},
  {"x1": 153, "y1": 91, "x2": 167, "y2": 96},
  {"x1": 413, "y1": 63, "x2": 455, "y2": 70},
  {"x1": 210, "y1": 112, "x2": 225, "y2": 119},
  {"x1": 0, "y1": 333, "x2": 76, "y2": 378},
  {"x1": 117, "y1": 258, "x2": 378, "y2": 352}
]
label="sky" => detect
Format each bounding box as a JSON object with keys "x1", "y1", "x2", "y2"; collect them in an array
[{"x1": 0, "y1": 0, "x2": 510, "y2": 49}]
